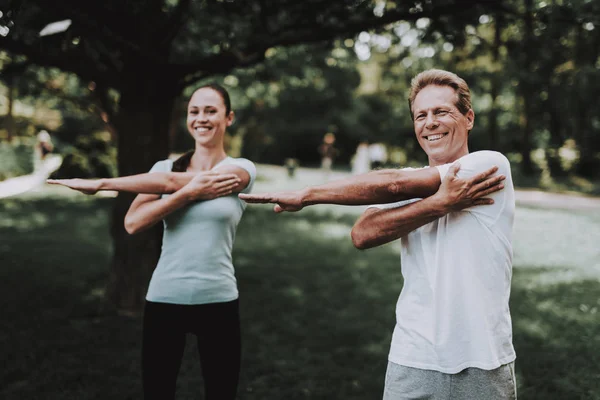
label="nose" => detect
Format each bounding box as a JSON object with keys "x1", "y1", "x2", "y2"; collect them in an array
[
  {"x1": 195, "y1": 111, "x2": 208, "y2": 123},
  {"x1": 425, "y1": 112, "x2": 438, "y2": 129}
]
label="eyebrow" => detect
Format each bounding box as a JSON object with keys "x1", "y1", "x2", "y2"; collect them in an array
[{"x1": 415, "y1": 106, "x2": 451, "y2": 114}]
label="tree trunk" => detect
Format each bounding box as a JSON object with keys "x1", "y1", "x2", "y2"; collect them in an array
[
  {"x1": 519, "y1": 0, "x2": 535, "y2": 175},
  {"x1": 6, "y1": 74, "x2": 15, "y2": 142},
  {"x1": 105, "y1": 68, "x2": 179, "y2": 314},
  {"x1": 545, "y1": 85, "x2": 566, "y2": 177},
  {"x1": 488, "y1": 13, "x2": 503, "y2": 151}
]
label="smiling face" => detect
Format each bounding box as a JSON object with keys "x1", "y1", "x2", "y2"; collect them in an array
[
  {"x1": 412, "y1": 84, "x2": 474, "y2": 166},
  {"x1": 187, "y1": 87, "x2": 234, "y2": 148}
]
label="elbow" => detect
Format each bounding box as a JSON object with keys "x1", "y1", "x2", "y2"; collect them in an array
[
  {"x1": 124, "y1": 215, "x2": 140, "y2": 235},
  {"x1": 372, "y1": 169, "x2": 408, "y2": 197},
  {"x1": 351, "y1": 225, "x2": 371, "y2": 250},
  {"x1": 386, "y1": 173, "x2": 408, "y2": 197},
  {"x1": 164, "y1": 174, "x2": 177, "y2": 194}
]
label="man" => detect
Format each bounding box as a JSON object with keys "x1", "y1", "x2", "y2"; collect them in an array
[{"x1": 240, "y1": 69, "x2": 516, "y2": 399}]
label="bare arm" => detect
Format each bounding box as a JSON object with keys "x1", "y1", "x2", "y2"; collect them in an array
[
  {"x1": 240, "y1": 164, "x2": 501, "y2": 213},
  {"x1": 124, "y1": 173, "x2": 242, "y2": 234},
  {"x1": 239, "y1": 167, "x2": 442, "y2": 212},
  {"x1": 47, "y1": 170, "x2": 241, "y2": 195},
  {"x1": 351, "y1": 163, "x2": 505, "y2": 249}
]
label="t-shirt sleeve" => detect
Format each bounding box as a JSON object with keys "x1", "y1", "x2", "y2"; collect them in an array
[
  {"x1": 436, "y1": 151, "x2": 514, "y2": 226},
  {"x1": 228, "y1": 158, "x2": 257, "y2": 194},
  {"x1": 148, "y1": 159, "x2": 170, "y2": 173},
  {"x1": 368, "y1": 198, "x2": 422, "y2": 210}
]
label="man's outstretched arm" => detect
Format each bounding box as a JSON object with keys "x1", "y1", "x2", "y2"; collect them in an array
[{"x1": 239, "y1": 164, "x2": 502, "y2": 213}]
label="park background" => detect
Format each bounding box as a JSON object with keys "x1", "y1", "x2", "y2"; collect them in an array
[{"x1": 1, "y1": 1, "x2": 599, "y2": 399}]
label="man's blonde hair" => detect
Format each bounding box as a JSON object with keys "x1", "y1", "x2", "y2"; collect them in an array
[{"x1": 408, "y1": 69, "x2": 472, "y2": 119}]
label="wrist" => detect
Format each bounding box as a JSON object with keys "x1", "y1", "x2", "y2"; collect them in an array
[
  {"x1": 172, "y1": 187, "x2": 195, "y2": 204},
  {"x1": 299, "y1": 187, "x2": 312, "y2": 207},
  {"x1": 97, "y1": 178, "x2": 107, "y2": 191},
  {"x1": 428, "y1": 193, "x2": 451, "y2": 217}
]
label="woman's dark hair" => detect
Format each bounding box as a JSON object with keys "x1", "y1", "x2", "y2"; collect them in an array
[{"x1": 172, "y1": 83, "x2": 232, "y2": 172}]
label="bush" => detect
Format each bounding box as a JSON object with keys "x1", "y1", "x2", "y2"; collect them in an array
[{"x1": 0, "y1": 139, "x2": 35, "y2": 181}]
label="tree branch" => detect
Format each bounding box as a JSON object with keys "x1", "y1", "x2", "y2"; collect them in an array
[
  {"x1": 173, "y1": 0, "x2": 508, "y2": 87},
  {"x1": 158, "y1": 0, "x2": 192, "y2": 49},
  {"x1": 0, "y1": 36, "x2": 118, "y2": 88}
]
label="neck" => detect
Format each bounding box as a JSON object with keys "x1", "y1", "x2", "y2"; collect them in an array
[
  {"x1": 188, "y1": 145, "x2": 228, "y2": 171},
  {"x1": 428, "y1": 148, "x2": 469, "y2": 167}
]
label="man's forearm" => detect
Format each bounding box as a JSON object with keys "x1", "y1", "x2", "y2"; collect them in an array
[
  {"x1": 301, "y1": 168, "x2": 440, "y2": 206},
  {"x1": 351, "y1": 195, "x2": 447, "y2": 249}
]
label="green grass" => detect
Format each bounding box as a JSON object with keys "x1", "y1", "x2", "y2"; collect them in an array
[{"x1": 1, "y1": 192, "x2": 599, "y2": 399}]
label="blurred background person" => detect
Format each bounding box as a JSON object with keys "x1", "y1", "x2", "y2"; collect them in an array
[
  {"x1": 351, "y1": 140, "x2": 371, "y2": 175},
  {"x1": 369, "y1": 142, "x2": 388, "y2": 170},
  {"x1": 318, "y1": 132, "x2": 338, "y2": 180}
]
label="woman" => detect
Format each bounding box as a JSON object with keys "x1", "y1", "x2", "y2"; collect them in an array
[{"x1": 49, "y1": 83, "x2": 256, "y2": 400}]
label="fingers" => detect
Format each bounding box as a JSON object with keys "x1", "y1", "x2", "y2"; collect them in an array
[
  {"x1": 211, "y1": 173, "x2": 239, "y2": 182},
  {"x1": 47, "y1": 179, "x2": 71, "y2": 186},
  {"x1": 214, "y1": 177, "x2": 241, "y2": 189},
  {"x1": 473, "y1": 198, "x2": 495, "y2": 206},
  {"x1": 448, "y1": 162, "x2": 461, "y2": 177},
  {"x1": 238, "y1": 194, "x2": 274, "y2": 204},
  {"x1": 470, "y1": 174, "x2": 505, "y2": 195},
  {"x1": 476, "y1": 183, "x2": 504, "y2": 198},
  {"x1": 470, "y1": 166, "x2": 499, "y2": 184},
  {"x1": 274, "y1": 204, "x2": 283, "y2": 213}
]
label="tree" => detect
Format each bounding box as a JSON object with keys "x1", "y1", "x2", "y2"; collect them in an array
[{"x1": 0, "y1": 0, "x2": 507, "y2": 313}]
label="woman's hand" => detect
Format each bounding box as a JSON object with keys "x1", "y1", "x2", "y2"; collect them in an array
[
  {"x1": 238, "y1": 190, "x2": 305, "y2": 213},
  {"x1": 181, "y1": 172, "x2": 241, "y2": 201},
  {"x1": 47, "y1": 178, "x2": 102, "y2": 195}
]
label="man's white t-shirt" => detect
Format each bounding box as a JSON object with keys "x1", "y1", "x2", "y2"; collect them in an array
[{"x1": 372, "y1": 151, "x2": 516, "y2": 373}]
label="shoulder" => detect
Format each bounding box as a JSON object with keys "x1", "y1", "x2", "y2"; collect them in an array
[
  {"x1": 223, "y1": 157, "x2": 256, "y2": 176},
  {"x1": 149, "y1": 159, "x2": 173, "y2": 173},
  {"x1": 437, "y1": 151, "x2": 511, "y2": 179},
  {"x1": 460, "y1": 151, "x2": 511, "y2": 175}
]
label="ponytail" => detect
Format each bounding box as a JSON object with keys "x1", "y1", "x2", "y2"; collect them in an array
[{"x1": 171, "y1": 150, "x2": 194, "y2": 172}]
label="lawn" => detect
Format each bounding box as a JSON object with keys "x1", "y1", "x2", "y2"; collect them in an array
[{"x1": 1, "y1": 185, "x2": 599, "y2": 399}]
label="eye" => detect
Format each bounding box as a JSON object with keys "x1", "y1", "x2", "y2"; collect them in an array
[
  {"x1": 436, "y1": 110, "x2": 449, "y2": 116},
  {"x1": 416, "y1": 114, "x2": 425, "y2": 120}
]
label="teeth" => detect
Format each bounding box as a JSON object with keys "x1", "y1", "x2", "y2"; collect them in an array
[
  {"x1": 427, "y1": 134, "x2": 445, "y2": 141},
  {"x1": 195, "y1": 127, "x2": 210, "y2": 132}
]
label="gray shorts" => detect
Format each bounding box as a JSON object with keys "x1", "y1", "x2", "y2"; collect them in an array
[{"x1": 383, "y1": 361, "x2": 517, "y2": 400}]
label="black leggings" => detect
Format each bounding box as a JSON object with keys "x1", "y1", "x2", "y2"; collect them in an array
[{"x1": 142, "y1": 299, "x2": 241, "y2": 400}]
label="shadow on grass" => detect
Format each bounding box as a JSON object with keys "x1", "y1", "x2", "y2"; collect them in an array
[
  {"x1": 1, "y1": 197, "x2": 598, "y2": 399},
  {"x1": 510, "y1": 268, "x2": 600, "y2": 400}
]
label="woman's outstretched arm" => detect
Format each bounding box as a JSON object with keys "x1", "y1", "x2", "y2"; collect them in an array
[{"x1": 47, "y1": 171, "x2": 239, "y2": 195}]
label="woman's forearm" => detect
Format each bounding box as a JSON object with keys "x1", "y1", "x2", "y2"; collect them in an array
[
  {"x1": 99, "y1": 172, "x2": 196, "y2": 194},
  {"x1": 124, "y1": 190, "x2": 194, "y2": 234}
]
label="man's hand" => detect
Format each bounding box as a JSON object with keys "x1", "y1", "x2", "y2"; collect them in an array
[
  {"x1": 434, "y1": 162, "x2": 505, "y2": 212},
  {"x1": 47, "y1": 178, "x2": 101, "y2": 195},
  {"x1": 181, "y1": 172, "x2": 241, "y2": 201},
  {"x1": 239, "y1": 190, "x2": 305, "y2": 213}
]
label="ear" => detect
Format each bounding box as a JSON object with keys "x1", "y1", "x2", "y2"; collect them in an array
[
  {"x1": 465, "y1": 109, "x2": 474, "y2": 130},
  {"x1": 226, "y1": 111, "x2": 235, "y2": 127}
]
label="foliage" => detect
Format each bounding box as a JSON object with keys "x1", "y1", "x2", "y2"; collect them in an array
[
  {"x1": 50, "y1": 131, "x2": 117, "y2": 179},
  {"x1": 0, "y1": 138, "x2": 34, "y2": 180}
]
